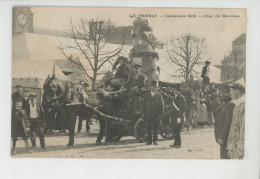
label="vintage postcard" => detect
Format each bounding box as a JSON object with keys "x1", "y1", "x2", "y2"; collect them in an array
[{"x1": 11, "y1": 7, "x2": 246, "y2": 159}]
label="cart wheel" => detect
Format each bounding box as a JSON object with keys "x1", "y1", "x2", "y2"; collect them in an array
[
  {"x1": 134, "y1": 118, "x2": 148, "y2": 143},
  {"x1": 159, "y1": 123, "x2": 174, "y2": 140}
]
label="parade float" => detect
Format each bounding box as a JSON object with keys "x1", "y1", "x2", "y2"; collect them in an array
[{"x1": 97, "y1": 18, "x2": 175, "y2": 142}]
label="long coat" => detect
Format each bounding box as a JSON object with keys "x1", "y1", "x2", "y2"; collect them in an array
[
  {"x1": 199, "y1": 102, "x2": 208, "y2": 123},
  {"x1": 201, "y1": 66, "x2": 209, "y2": 78},
  {"x1": 144, "y1": 92, "x2": 164, "y2": 125},
  {"x1": 170, "y1": 94, "x2": 186, "y2": 120},
  {"x1": 11, "y1": 109, "x2": 30, "y2": 138},
  {"x1": 227, "y1": 97, "x2": 245, "y2": 159},
  {"x1": 214, "y1": 102, "x2": 235, "y2": 144}
]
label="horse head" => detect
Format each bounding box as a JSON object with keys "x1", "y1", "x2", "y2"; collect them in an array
[{"x1": 43, "y1": 75, "x2": 58, "y2": 97}]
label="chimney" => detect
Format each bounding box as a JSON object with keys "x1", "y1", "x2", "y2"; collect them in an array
[{"x1": 89, "y1": 20, "x2": 96, "y2": 40}]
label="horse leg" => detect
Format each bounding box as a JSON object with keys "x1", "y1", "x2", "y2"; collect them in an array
[
  {"x1": 86, "y1": 116, "x2": 91, "y2": 132},
  {"x1": 12, "y1": 135, "x2": 17, "y2": 155},
  {"x1": 105, "y1": 121, "x2": 113, "y2": 142},
  {"x1": 67, "y1": 107, "x2": 77, "y2": 146},
  {"x1": 96, "y1": 117, "x2": 106, "y2": 144}
]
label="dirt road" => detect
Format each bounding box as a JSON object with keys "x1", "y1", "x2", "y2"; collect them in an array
[{"x1": 12, "y1": 121, "x2": 220, "y2": 159}]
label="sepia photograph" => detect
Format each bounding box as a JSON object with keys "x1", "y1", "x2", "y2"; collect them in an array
[{"x1": 11, "y1": 7, "x2": 247, "y2": 159}]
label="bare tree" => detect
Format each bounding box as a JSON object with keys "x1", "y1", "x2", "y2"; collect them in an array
[
  {"x1": 166, "y1": 34, "x2": 206, "y2": 84},
  {"x1": 60, "y1": 18, "x2": 123, "y2": 90}
]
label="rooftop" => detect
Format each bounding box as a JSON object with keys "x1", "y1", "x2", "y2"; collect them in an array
[{"x1": 232, "y1": 33, "x2": 246, "y2": 45}]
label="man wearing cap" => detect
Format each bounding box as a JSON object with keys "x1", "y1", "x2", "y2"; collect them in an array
[
  {"x1": 201, "y1": 61, "x2": 211, "y2": 85},
  {"x1": 169, "y1": 85, "x2": 186, "y2": 148},
  {"x1": 227, "y1": 82, "x2": 245, "y2": 159},
  {"x1": 144, "y1": 80, "x2": 164, "y2": 145},
  {"x1": 25, "y1": 92, "x2": 47, "y2": 149},
  {"x1": 12, "y1": 85, "x2": 24, "y2": 110}
]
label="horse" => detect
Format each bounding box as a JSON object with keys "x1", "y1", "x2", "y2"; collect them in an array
[{"x1": 42, "y1": 75, "x2": 111, "y2": 146}]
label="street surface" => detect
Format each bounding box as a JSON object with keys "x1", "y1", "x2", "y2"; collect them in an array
[{"x1": 12, "y1": 120, "x2": 220, "y2": 159}]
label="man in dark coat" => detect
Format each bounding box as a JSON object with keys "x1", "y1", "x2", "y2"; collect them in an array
[
  {"x1": 201, "y1": 61, "x2": 211, "y2": 85},
  {"x1": 25, "y1": 92, "x2": 47, "y2": 149},
  {"x1": 144, "y1": 81, "x2": 164, "y2": 145},
  {"x1": 12, "y1": 85, "x2": 24, "y2": 109},
  {"x1": 169, "y1": 85, "x2": 186, "y2": 148},
  {"x1": 214, "y1": 94, "x2": 235, "y2": 159},
  {"x1": 126, "y1": 64, "x2": 146, "y2": 115},
  {"x1": 127, "y1": 64, "x2": 146, "y2": 92},
  {"x1": 212, "y1": 96, "x2": 222, "y2": 121}
]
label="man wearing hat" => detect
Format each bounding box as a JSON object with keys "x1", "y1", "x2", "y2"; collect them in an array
[
  {"x1": 144, "y1": 80, "x2": 164, "y2": 145},
  {"x1": 201, "y1": 61, "x2": 211, "y2": 85},
  {"x1": 227, "y1": 81, "x2": 245, "y2": 159},
  {"x1": 127, "y1": 64, "x2": 146, "y2": 92},
  {"x1": 25, "y1": 92, "x2": 47, "y2": 149},
  {"x1": 169, "y1": 84, "x2": 186, "y2": 148}
]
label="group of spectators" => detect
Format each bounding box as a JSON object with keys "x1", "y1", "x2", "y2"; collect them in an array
[
  {"x1": 11, "y1": 85, "x2": 46, "y2": 155},
  {"x1": 182, "y1": 78, "x2": 245, "y2": 159},
  {"x1": 183, "y1": 84, "x2": 220, "y2": 130}
]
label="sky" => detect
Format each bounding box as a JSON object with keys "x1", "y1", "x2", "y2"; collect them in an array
[{"x1": 31, "y1": 7, "x2": 246, "y2": 65}]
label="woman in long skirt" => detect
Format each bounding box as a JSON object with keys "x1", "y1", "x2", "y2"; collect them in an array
[{"x1": 198, "y1": 92, "x2": 208, "y2": 127}]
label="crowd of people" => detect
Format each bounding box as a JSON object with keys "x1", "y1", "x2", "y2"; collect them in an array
[
  {"x1": 11, "y1": 58, "x2": 245, "y2": 159},
  {"x1": 11, "y1": 86, "x2": 46, "y2": 154}
]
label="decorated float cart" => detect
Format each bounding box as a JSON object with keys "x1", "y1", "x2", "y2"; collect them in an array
[{"x1": 95, "y1": 18, "x2": 176, "y2": 142}]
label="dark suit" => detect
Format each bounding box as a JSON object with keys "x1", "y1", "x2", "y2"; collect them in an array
[
  {"x1": 144, "y1": 92, "x2": 164, "y2": 143},
  {"x1": 127, "y1": 73, "x2": 146, "y2": 90},
  {"x1": 214, "y1": 102, "x2": 235, "y2": 159},
  {"x1": 171, "y1": 94, "x2": 186, "y2": 147},
  {"x1": 25, "y1": 101, "x2": 46, "y2": 147},
  {"x1": 201, "y1": 66, "x2": 210, "y2": 85}
]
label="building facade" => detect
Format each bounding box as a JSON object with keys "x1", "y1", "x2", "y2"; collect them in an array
[{"x1": 217, "y1": 33, "x2": 246, "y2": 82}]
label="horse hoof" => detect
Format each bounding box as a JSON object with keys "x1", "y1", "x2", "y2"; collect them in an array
[
  {"x1": 12, "y1": 151, "x2": 16, "y2": 155},
  {"x1": 96, "y1": 142, "x2": 101, "y2": 145},
  {"x1": 67, "y1": 143, "x2": 74, "y2": 147}
]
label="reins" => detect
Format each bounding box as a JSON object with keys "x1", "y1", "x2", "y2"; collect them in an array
[{"x1": 45, "y1": 88, "x2": 69, "y2": 101}]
